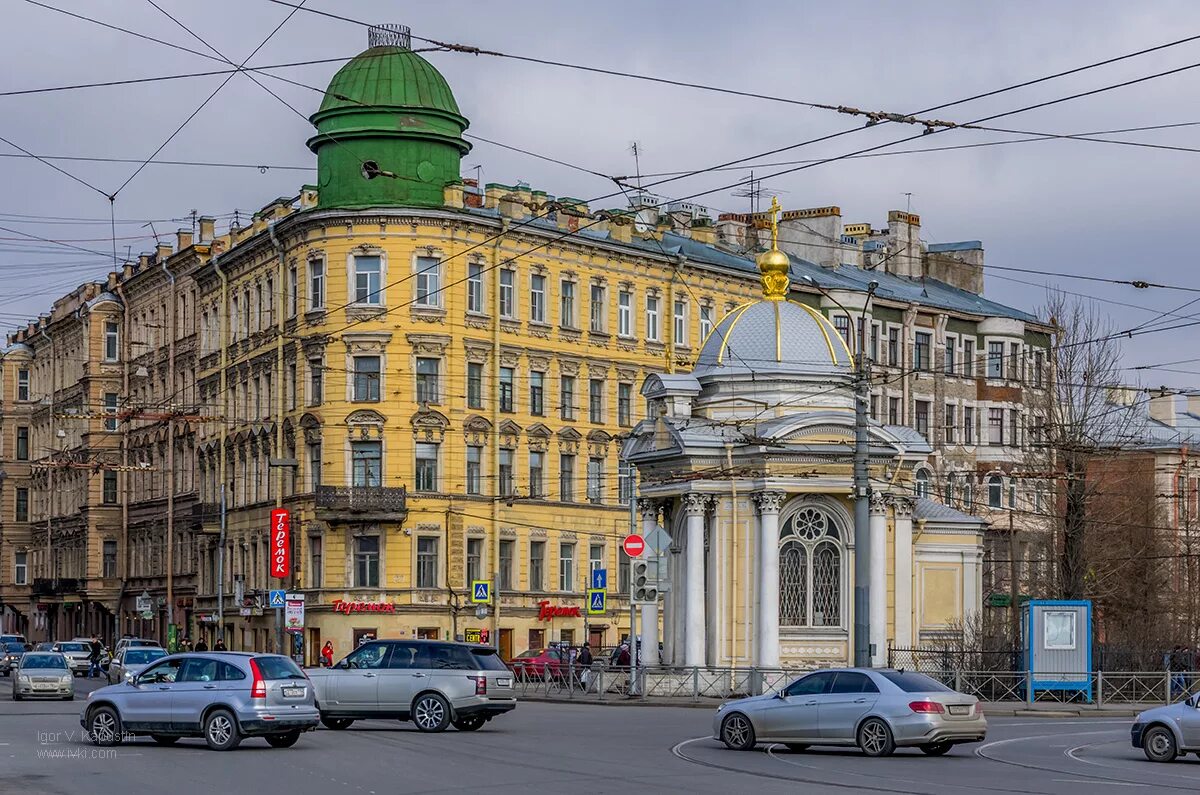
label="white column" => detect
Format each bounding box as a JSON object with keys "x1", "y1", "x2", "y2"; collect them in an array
[
  {"x1": 662, "y1": 548, "x2": 675, "y2": 665},
  {"x1": 639, "y1": 499, "x2": 661, "y2": 665},
  {"x1": 682, "y1": 493, "x2": 709, "y2": 668},
  {"x1": 754, "y1": 492, "x2": 785, "y2": 668},
  {"x1": 893, "y1": 498, "x2": 915, "y2": 650},
  {"x1": 962, "y1": 550, "x2": 980, "y2": 622},
  {"x1": 670, "y1": 548, "x2": 684, "y2": 665},
  {"x1": 869, "y1": 494, "x2": 889, "y2": 667}
]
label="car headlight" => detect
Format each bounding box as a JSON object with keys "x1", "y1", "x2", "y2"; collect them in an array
[
  {"x1": 60, "y1": 675, "x2": 72, "y2": 684},
  {"x1": 17, "y1": 675, "x2": 30, "y2": 684}
]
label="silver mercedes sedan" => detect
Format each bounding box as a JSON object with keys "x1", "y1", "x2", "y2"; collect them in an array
[
  {"x1": 1131, "y1": 693, "x2": 1200, "y2": 762},
  {"x1": 714, "y1": 668, "x2": 986, "y2": 757}
]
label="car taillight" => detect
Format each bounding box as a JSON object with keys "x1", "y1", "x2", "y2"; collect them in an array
[
  {"x1": 909, "y1": 700, "x2": 944, "y2": 714},
  {"x1": 975, "y1": 704, "x2": 983, "y2": 717},
  {"x1": 249, "y1": 659, "x2": 267, "y2": 700},
  {"x1": 471, "y1": 675, "x2": 486, "y2": 696}
]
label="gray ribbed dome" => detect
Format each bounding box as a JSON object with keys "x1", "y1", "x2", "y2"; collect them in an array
[{"x1": 693, "y1": 300, "x2": 852, "y2": 375}]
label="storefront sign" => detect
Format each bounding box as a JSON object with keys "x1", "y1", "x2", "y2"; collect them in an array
[
  {"x1": 464, "y1": 628, "x2": 490, "y2": 644},
  {"x1": 536, "y1": 600, "x2": 582, "y2": 621},
  {"x1": 332, "y1": 599, "x2": 396, "y2": 615},
  {"x1": 270, "y1": 509, "x2": 290, "y2": 578},
  {"x1": 285, "y1": 593, "x2": 305, "y2": 632}
]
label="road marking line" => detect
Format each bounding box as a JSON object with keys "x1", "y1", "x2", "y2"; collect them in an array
[{"x1": 1052, "y1": 780, "x2": 1146, "y2": 787}]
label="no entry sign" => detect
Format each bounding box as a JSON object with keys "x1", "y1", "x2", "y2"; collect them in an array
[{"x1": 622, "y1": 534, "x2": 646, "y2": 558}]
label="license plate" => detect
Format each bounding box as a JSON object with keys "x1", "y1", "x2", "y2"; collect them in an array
[
  {"x1": 497, "y1": 677, "x2": 511, "y2": 687},
  {"x1": 948, "y1": 705, "x2": 970, "y2": 716},
  {"x1": 282, "y1": 686, "x2": 305, "y2": 698},
  {"x1": 33, "y1": 684, "x2": 54, "y2": 690}
]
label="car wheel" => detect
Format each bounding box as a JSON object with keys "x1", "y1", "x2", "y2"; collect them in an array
[
  {"x1": 920, "y1": 742, "x2": 953, "y2": 756},
  {"x1": 203, "y1": 709, "x2": 242, "y2": 751},
  {"x1": 411, "y1": 693, "x2": 451, "y2": 733},
  {"x1": 857, "y1": 718, "x2": 896, "y2": 757},
  {"x1": 719, "y1": 713, "x2": 756, "y2": 751},
  {"x1": 784, "y1": 743, "x2": 809, "y2": 752},
  {"x1": 12, "y1": 693, "x2": 21, "y2": 701},
  {"x1": 265, "y1": 731, "x2": 301, "y2": 748},
  {"x1": 452, "y1": 715, "x2": 486, "y2": 732},
  {"x1": 320, "y1": 717, "x2": 354, "y2": 731},
  {"x1": 151, "y1": 735, "x2": 180, "y2": 746},
  {"x1": 88, "y1": 705, "x2": 122, "y2": 747},
  {"x1": 1143, "y1": 725, "x2": 1178, "y2": 763}
]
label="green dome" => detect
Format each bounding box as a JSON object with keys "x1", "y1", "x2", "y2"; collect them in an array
[{"x1": 318, "y1": 46, "x2": 462, "y2": 117}]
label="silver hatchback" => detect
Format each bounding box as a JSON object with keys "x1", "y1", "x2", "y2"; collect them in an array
[
  {"x1": 714, "y1": 668, "x2": 987, "y2": 757},
  {"x1": 306, "y1": 640, "x2": 516, "y2": 732},
  {"x1": 82, "y1": 652, "x2": 319, "y2": 750}
]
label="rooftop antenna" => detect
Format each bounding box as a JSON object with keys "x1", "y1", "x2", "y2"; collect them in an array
[
  {"x1": 732, "y1": 171, "x2": 764, "y2": 215},
  {"x1": 904, "y1": 192, "x2": 913, "y2": 214},
  {"x1": 629, "y1": 142, "x2": 643, "y2": 190}
]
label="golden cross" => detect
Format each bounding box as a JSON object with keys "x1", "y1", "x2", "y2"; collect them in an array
[{"x1": 768, "y1": 196, "x2": 781, "y2": 250}]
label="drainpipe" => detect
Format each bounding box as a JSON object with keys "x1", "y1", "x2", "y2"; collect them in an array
[
  {"x1": 39, "y1": 326, "x2": 53, "y2": 595},
  {"x1": 74, "y1": 304, "x2": 89, "y2": 636},
  {"x1": 491, "y1": 218, "x2": 508, "y2": 648},
  {"x1": 268, "y1": 221, "x2": 287, "y2": 656},
  {"x1": 160, "y1": 256, "x2": 177, "y2": 647},
  {"x1": 113, "y1": 282, "x2": 130, "y2": 641},
  {"x1": 213, "y1": 252, "x2": 229, "y2": 639}
]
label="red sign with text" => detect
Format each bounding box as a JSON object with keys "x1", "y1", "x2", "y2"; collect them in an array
[
  {"x1": 270, "y1": 509, "x2": 290, "y2": 579},
  {"x1": 622, "y1": 534, "x2": 646, "y2": 558}
]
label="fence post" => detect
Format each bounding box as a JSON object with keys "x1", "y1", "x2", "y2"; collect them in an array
[
  {"x1": 598, "y1": 668, "x2": 606, "y2": 702},
  {"x1": 1025, "y1": 669, "x2": 1033, "y2": 707},
  {"x1": 750, "y1": 666, "x2": 759, "y2": 697},
  {"x1": 1096, "y1": 671, "x2": 1103, "y2": 707},
  {"x1": 692, "y1": 666, "x2": 700, "y2": 702},
  {"x1": 954, "y1": 671, "x2": 962, "y2": 694},
  {"x1": 1165, "y1": 671, "x2": 1171, "y2": 705}
]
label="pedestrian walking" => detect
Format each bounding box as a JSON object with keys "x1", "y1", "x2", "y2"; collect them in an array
[
  {"x1": 578, "y1": 642, "x2": 594, "y2": 690},
  {"x1": 194, "y1": 637, "x2": 208, "y2": 652},
  {"x1": 321, "y1": 641, "x2": 334, "y2": 668},
  {"x1": 213, "y1": 637, "x2": 227, "y2": 652},
  {"x1": 87, "y1": 635, "x2": 103, "y2": 678}
]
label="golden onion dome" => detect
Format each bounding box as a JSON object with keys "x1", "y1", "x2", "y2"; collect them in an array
[{"x1": 756, "y1": 248, "x2": 791, "y2": 301}]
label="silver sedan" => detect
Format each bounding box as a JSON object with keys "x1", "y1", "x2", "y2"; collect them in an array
[
  {"x1": 1131, "y1": 693, "x2": 1200, "y2": 761},
  {"x1": 12, "y1": 652, "x2": 74, "y2": 701},
  {"x1": 713, "y1": 668, "x2": 986, "y2": 757}
]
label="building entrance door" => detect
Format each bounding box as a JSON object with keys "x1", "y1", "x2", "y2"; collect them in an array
[{"x1": 499, "y1": 628, "x2": 513, "y2": 661}]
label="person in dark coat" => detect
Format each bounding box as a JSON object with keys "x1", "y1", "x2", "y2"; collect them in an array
[
  {"x1": 213, "y1": 637, "x2": 227, "y2": 652},
  {"x1": 194, "y1": 638, "x2": 209, "y2": 652},
  {"x1": 88, "y1": 636, "x2": 103, "y2": 678}
]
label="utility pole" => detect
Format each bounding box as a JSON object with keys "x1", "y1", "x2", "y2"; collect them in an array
[
  {"x1": 628, "y1": 487, "x2": 638, "y2": 694},
  {"x1": 852, "y1": 324, "x2": 872, "y2": 668},
  {"x1": 1009, "y1": 511, "x2": 1020, "y2": 655}
]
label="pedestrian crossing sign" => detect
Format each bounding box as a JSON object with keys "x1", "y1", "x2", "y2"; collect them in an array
[
  {"x1": 471, "y1": 580, "x2": 491, "y2": 604},
  {"x1": 268, "y1": 589, "x2": 286, "y2": 609},
  {"x1": 587, "y1": 589, "x2": 606, "y2": 615}
]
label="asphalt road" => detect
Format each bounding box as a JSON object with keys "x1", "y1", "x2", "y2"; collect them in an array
[{"x1": 0, "y1": 678, "x2": 1194, "y2": 795}]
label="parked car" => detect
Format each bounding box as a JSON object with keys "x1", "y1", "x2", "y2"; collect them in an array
[
  {"x1": 305, "y1": 639, "x2": 516, "y2": 733},
  {"x1": 113, "y1": 637, "x2": 161, "y2": 656},
  {"x1": 82, "y1": 652, "x2": 318, "y2": 751},
  {"x1": 713, "y1": 668, "x2": 987, "y2": 757},
  {"x1": 1131, "y1": 693, "x2": 1200, "y2": 761},
  {"x1": 0, "y1": 634, "x2": 27, "y2": 649},
  {"x1": 107, "y1": 646, "x2": 168, "y2": 684},
  {"x1": 51, "y1": 641, "x2": 95, "y2": 676},
  {"x1": 509, "y1": 648, "x2": 566, "y2": 681},
  {"x1": 13, "y1": 652, "x2": 73, "y2": 701},
  {"x1": 1, "y1": 642, "x2": 30, "y2": 676}
]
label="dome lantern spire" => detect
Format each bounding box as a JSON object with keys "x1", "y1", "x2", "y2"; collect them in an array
[{"x1": 757, "y1": 196, "x2": 790, "y2": 301}]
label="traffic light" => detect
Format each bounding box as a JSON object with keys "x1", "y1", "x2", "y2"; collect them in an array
[{"x1": 631, "y1": 560, "x2": 657, "y2": 604}]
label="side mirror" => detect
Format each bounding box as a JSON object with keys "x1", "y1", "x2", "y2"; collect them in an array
[
  {"x1": 775, "y1": 690, "x2": 787, "y2": 700},
  {"x1": 335, "y1": 659, "x2": 349, "y2": 670}
]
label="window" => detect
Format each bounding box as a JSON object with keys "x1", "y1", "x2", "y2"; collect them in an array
[
  {"x1": 618, "y1": 548, "x2": 631, "y2": 593},
  {"x1": 589, "y1": 544, "x2": 604, "y2": 577},
  {"x1": 559, "y1": 279, "x2": 576, "y2": 327},
  {"x1": 9, "y1": 483, "x2": 31, "y2": 524},
  {"x1": 264, "y1": 277, "x2": 275, "y2": 326},
  {"x1": 1034, "y1": 350, "x2": 1045, "y2": 387},
  {"x1": 467, "y1": 362, "x2": 483, "y2": 409},
  {"x1": 414, "y1": 255, "x2": 440, "y2": 307},
  {"x1": 351, "y1": 440, "x2": 382, "y2": 487},
  {"x1": 529, "y1": 274, "x2": 546, "y2": 323},
  {"x1": 1009, "y1": 480, "x2": 1017, "y2": 508},
  {"x1": 834, "y1": 315, "x2": 851, "y2": 348},
  {"x1": 308, "y1": 442, "x2": 322, "y2": 490},
  {"x1": 778, "y1": 507, "x2": 843, "y2": 628},
  {"x1": 645, "y1": 295, "x2": 660, "y2": 341},
  {"x1": 618, "y1": 290, "x2": 632, "y2": 336},
  {"x1": 914, "y1": 332, "x2": 931, "y2": 371},
  {"x1": 987, "y1": 341, "x2": 1004, "y2": 379},
  {"x1": 102, "y1": 540, "x2": 117, "y2": 578},
  {"x1": 559, "y1": 454, "x2": 575, "y2": 502},
  {"x1": 963, "y1": 338, "x2": 975, "y2": 377},
  {"x1": 529, "y1": 451, "x2": 545, "y2": 498},
  {"x1": 308, "y1": 536, "x2": 323, "y2": 588},
  {"x1": 353, "y1": 255, "x2": 382, "y2": 305},
  {"x1": 104, "y1": 321, "x2": 119, "y2": 361},
  {"x1": 499, "y1": 540, "x2": 514, "y2": 590},
  {"x1": 416, "y1": 537, "x2": 438, "y2": 588},
  {"x1": 14, "y1": 552, "x2": 27, "y2": 585},
  {"x1": 306, "y1": 357, "x2": 323, "y2": 407},
  {"x1": 617, "y1": 383, "x2": 633, "y2": 427},
  {"x1": 1009, "y1": 342, "x2": 1022, "y2": 381},
  {"x1": 287, "y1": 265, "x2": 298, "y2": 317},
  {"x1": 589, "y1": 378, "x2": 605, "y2": 423},
  {"x1": 355, "y1": 536, "x2": 380, "y2": 587},
  {"x1": 987, "y1": 475, "x2": 1003, "y2": 509},
  {"x1": 466, "y1": 538, "x2": 483, "y2": 585},
  {"x1": 529, "y1": 541, "x2": 545, "y2": 590},
  {"x1": 887, "y1": 327, "x2": 899, "y2": 367},
  {"x1": 104, "y1": 392, "x2": 119, "y2": 431},
  {"x1": 287, "y1": 361, "x2": 297, "y2": 411},
  {"x1": 587, "y1": 457, "x2": 605, "y2": 504},
  {"x1": 944, "y1": 337, "x2": 956, "y2": 375},
  {"x1": 499, "y1": 449, "x2": 514, "y2": 497},
  {"x1": 870, "y1": 322, "x2": 881, "y2": 363},
  {"x1": 699, "y1": 305, "x2": 713, "y2": 341},
  {"x1": 467, "y1": 262, "x2": 484, "y2": 314},
  {"x1": 529, "y1": 371, "x2": 545, "y2": 416},
  {"x1": 1009, "y1": 409, "x2": 1020, "y2": 448},
  {"x1": 914, "y1": 400, "x2": 930, "y2": 436},
  {"x1": 499, "y1": 367, "x2": 514, "y2": 413},
  {"x1": 914, "y1": 470, "x2": 930, "y2": 499},
  {"x1": 988, "y1": 408, "x2": 1004, "y2": 445},
  {"x1": 963, "y1": 407, "x2": 975, "y2": 445},
  {"x1": 944, "y1": 403, "x2": 956, "y2": 444},
  {"x1": 880, "y1": 671, "x2": 953, "y2": 693},
  {"x1": 673, "y1": 299, "x2": 688, "y2": 345},
  {"x1": 869, "y1": 394, "x2": 880, "y2": 421},
  {"x1": 103, "y1": 470, "x2": 118, "y2": 504},
  {"x1": 416, "y1": 358, "x2": 440, "y2": 404},
  {"x1": 414, "y1": 443, "x2": 439, "y2": 492},
  {"x1": 307, "y1": 259, "x2": 325, "y2": 311},
  {"x1": 352, "y1": 356, "x2": 380, "y2": 402},
  {"x1": 466, "y1": 446, "x2": 482, "y2": 495},
  {"x1": 16, "y1": 368, "x2": 29, "y2": 401},
  {"x1": 499, "y1": 268, "x2": 515, "y2": 318},
  {"x1": 560, "y1": 375, "x2": 576, "y2": 421},
  {"x1": 944, "y1": 474, "x2": 956, "y2": 507},
  {"x1": 619, "y1": 460, "x2": 634, "y2": 504},
  {"x1": 590, "y1": 284, "x2": 606, "y2": 332},
  {"x1": 559, "y1": 542, "x2": 575, "y2": 591},
  {"x1": 887, "y1": 397, "x2": 899, "y2": 426}
]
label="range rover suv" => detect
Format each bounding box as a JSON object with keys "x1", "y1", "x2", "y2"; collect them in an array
[{"x1": 306, "y1": 640, "x2": 515, "y2": 732}]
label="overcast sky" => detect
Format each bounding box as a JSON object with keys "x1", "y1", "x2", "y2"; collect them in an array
[{"x1": 3, "y1": 0, "x2": 1200, "y2": 387}]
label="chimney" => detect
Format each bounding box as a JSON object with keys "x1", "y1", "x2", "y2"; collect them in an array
[
  {"x1": 498, "y1": 191, "x2": 527, "y2": 220},
  {"x1": 886, "y1": 210, "x2": 922, "y2": 278},
  {"x1": 1149, "y1": 390, "x2": 1176, "y2": 426},
  {"x1": 176, "y1": 228, "x2": 194, "y2": 251},
  {"x1": 156, "y1": 242, "x2": 173, "y2": 262},
  {"x1": 690, "y1": 219, "x2": 716, "y2": 245},
  {"x1": 198, "y1": 216, "x2": 216, "y2": 243},
  {"x1": 299, "y1": 186, "x2": 318, "y2": 209},
  {"x1": 137, "y1": 252, "x2": 152, "y2": 271},
  {"x1": 777, "y1": 206, "x2": 844, "y2": 267},
  {"x1": 609, "y1": 215, "x2": 633, "y2": 244},
  {"x1": 443, "y1": 181, "x2": 464, "y2": 209},
  {"x1": 483, "y1": 183, "x2": 507, "y2": 209}
]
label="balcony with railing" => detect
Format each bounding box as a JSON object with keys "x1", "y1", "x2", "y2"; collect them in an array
[
  {"x1": 31, "y1": 578, "x2": 83, "y2": 596},
  {"x1": 315, "y1": 485, "x2": 407, "y2": 516}
]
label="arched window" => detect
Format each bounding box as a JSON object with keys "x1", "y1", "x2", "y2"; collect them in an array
[
  {"x1": 987, "y1": 474, "x2": 1003, "y2": 508},
  {"x1": 778, "y1": 506, "x2": 843, "y2": 628},
  {"x1": 914, "y1": 469, "x2": 930, "y2": 499}
]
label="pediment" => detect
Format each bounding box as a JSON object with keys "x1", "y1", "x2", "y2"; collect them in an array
[
  {"x1": 346, "y1": 409, "x2": 387, "y2": 425},
  {"x1": 526, "y1": 422, "x2": 552, "y2": 438}
]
